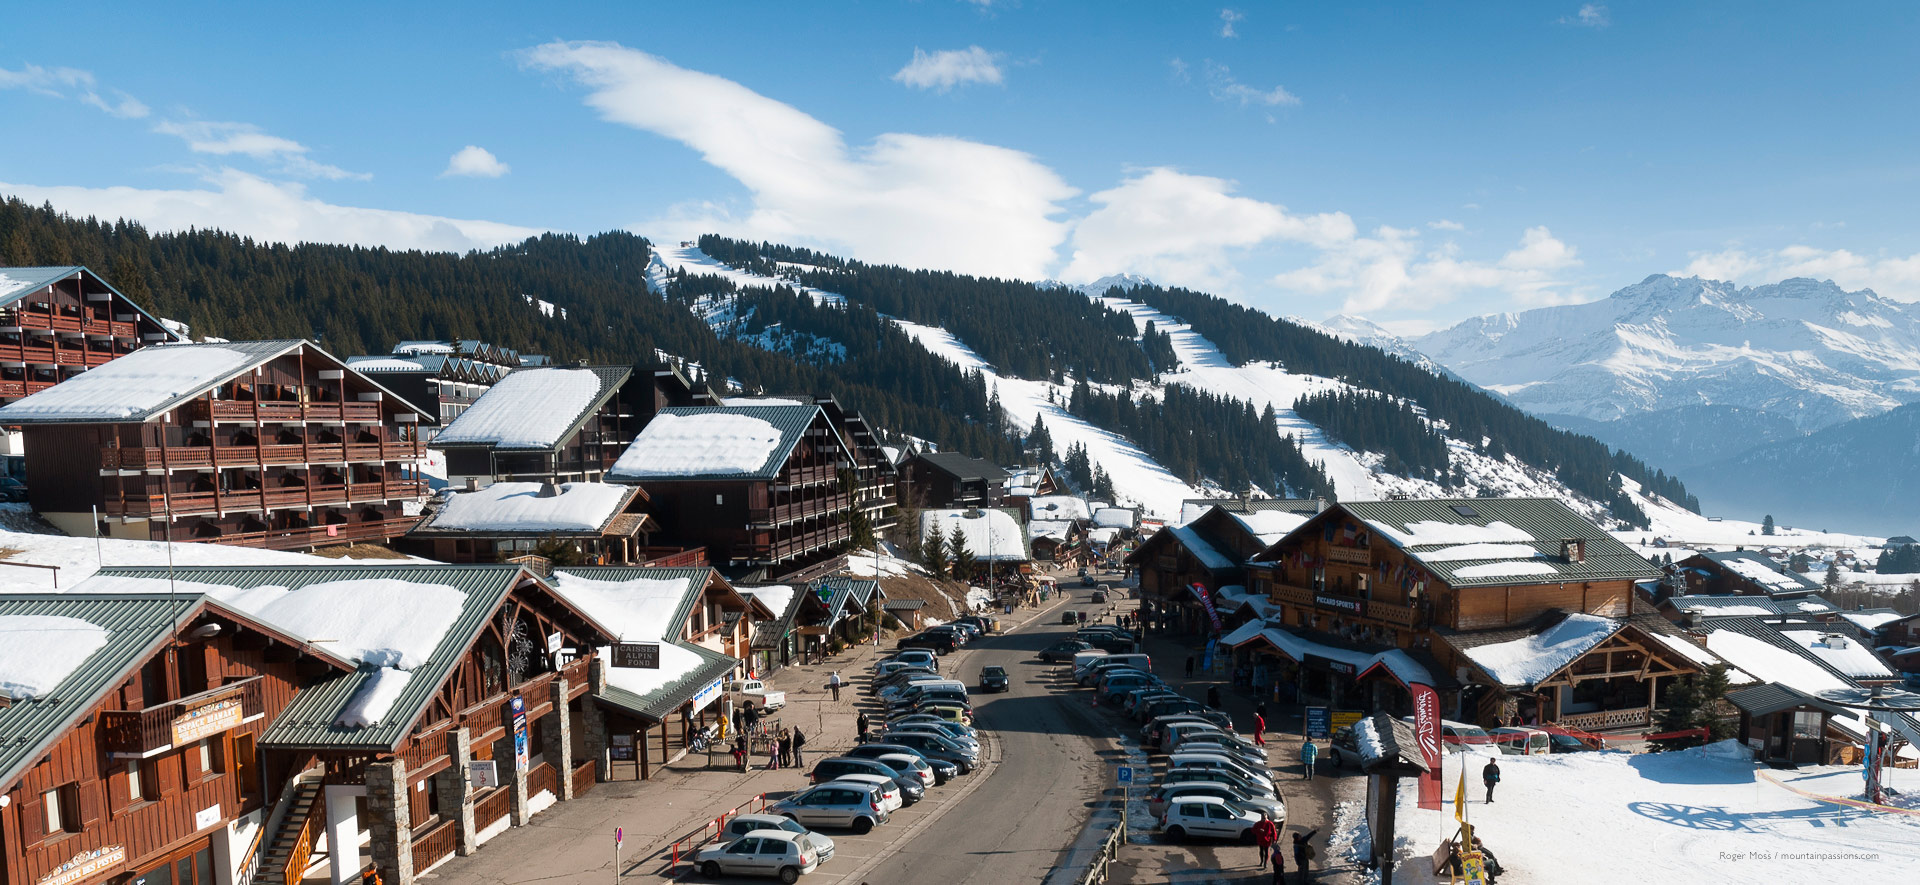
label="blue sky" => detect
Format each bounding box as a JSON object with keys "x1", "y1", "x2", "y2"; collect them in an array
[{"x1": 4, "y1": 1, "x2": 1918, "y2": 332}]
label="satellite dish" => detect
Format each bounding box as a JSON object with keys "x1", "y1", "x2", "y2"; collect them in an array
[{"x1": 1814, "y1": 686, "x2": 1920, "y2": 711}]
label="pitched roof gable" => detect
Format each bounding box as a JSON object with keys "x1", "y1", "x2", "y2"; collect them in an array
[
  {"x1": 435, "y1": 365, "x2": 631, "y2": 451},
  {"x1": 609, "y1": 404, "x2": 822, "y2": 482}
]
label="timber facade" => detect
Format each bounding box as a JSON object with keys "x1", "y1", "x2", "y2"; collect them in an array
[{"x1": 0, "y1": 266, "x2": 181, "y2": 406}]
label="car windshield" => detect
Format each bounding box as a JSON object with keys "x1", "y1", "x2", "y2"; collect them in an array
[
  {"x1": 777, "y1": 818, "x2": 807, "y2": 833},
  {"x1": 1219, "y1": 801, "x2": 1250, "y2": 818},
  {"x1": 983, "y1": 667, "x2": 1005, "y2": 676}
]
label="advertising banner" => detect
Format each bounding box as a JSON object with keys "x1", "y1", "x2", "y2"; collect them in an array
[{"x1": 1413, "y1": 682, "x2": 1442, "y2": 810}]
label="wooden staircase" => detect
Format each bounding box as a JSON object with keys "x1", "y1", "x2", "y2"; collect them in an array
[{"x1": 254, "y1": 771, "x2": 327, "y2": 885}]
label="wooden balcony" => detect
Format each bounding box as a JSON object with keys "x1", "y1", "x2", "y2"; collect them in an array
[
  {"x1": 1270, "y1": 582, "x2": 1418, "y2": 627},
  {"x1": 98, "y1": 676, "x2": 264, "y2": 755},
  {"x1": 745, "y1": 523, "x2": 853, "y2": 563},
  {"x1": 639, "y1": 547, "x2": 709, "y2": 567},
  {"x1": 1556, "y1": 706, "x2": 1651, "y2": 733},
  {"x1": 207, "y1": 516, "x2": 424, "y2": 551},
  {"x1": 105, "y1": 482, "x2": 422, "y2": 518},
  {"x1": 776, "y1": 464, "x2": 836, "y2": 489},
  {"x1": 750, "y1": 491, "x2": 854, "y2": 527},
  {"x1": 198, "y1": 400, "x2": 383, "y2": 423},
  {"x1": 101, "y1": 439, "x2": 427, "y2": 470},
  {"x1": 410, "y1": 819, "x2": 457, "y2": 874}
]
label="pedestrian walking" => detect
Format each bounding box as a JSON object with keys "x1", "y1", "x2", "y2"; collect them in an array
[
  {"x1": 828, "y1": 671, "x2": 844, "y2": 701},
  {"x1": 1207, "y1": 685, "x2": 1222, "y2": 709},
  {"x1": 1300, "y1": 739, "x2": 1318, "y2": 780},
  {"x1": 742, "y1": 701, "x2": 759, "y2": 734},
  {"x1": 731, "y1": 705, "x2": 744, "y2": 737},
  {"x1": 732, "y1": 736, "x2": 748, "y2": 772},
  {"x1": 766, "y1": 732, "x2": 782, "y2": 770},
  {"x1": 1291, "y1": 829, "x2": 1319, "y2": 885},
  {"x1": 1253, "y1": 712, "x2": 1267, "y2": 746},
  {"x1": 1255, "y1": 700, "x2": 1269, "y2": 722},
  {"x1": 1252, "y1": 813, "x2": 1279, "y2": 868},
  {"x1": 1483, "y1": 758, "x2": 1501, "y2": 803},
  {"x1": 1270, "y1": 853, "x2": 1287, "y2": 884},
  {"x1": 856, "y1": 712, "x2": 871, "y2": 743},
  {"x1": 778, "y1": 727, "x2": 793, "y2": 768},
  {"x1": 791, "y1": 727, "x2": 807, "y2": 769},
  {"x1": 1185, "y1": 655, "x2": 1196, "y2": 678}
]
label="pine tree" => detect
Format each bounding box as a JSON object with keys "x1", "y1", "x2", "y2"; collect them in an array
[
  {"x1": 947, "y1": 528, "x2": 976, "y2": 583},
  {"x1": 1762, "y1": 514, "x2": 1775, "y2": 536},
  {"x1": 849, "y1": 509, "x2": 874, "y2": 550},
  {"x1": 1093, "y1": 464, "x2": 1115, "y2": 501},
  {"x1": 1028, "y1": 414, "x2": 1056, "y2": 464},
  {"x1": 1825, "y1": 561, "x2": 1844, "y2": 590},
  {"x1": 1650, "y1": 665, "x2": 1734, "y2": 751},
  {"x1": 922, "y1": 522, "x2": 947, "y2": 575}
]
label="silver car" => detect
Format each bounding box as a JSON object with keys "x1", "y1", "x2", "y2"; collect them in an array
[
  {"x1": 694, "y1": 829, "x2": 821, "y2": 883},
  {"x1": 768, "y1": 783, "x2": 891, "y2": 834},
  {"x1": 719, "y1": 814, "x2": 836, "y2": 862}
]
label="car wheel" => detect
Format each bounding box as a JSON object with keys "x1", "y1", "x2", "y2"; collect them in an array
[
  {"x1": 852, "y1": 816, "x2": 875, "y2": 835},
  {"x1": 701, "y1": 861, "x2": 723, "y2": 878},
  {"x1": 778, "y1": 866, "x2": 800, "y2": 884},
  {"x1": 1165, "y1": 825, "x2": 1186, "y2": 842}
]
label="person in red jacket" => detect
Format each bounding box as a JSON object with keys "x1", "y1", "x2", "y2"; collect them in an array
[
  {"x1": 1252, "y1": 813, "x2": 1280, "y2": 869},
  {"x1": 1253, "y1": 712, "x2": 1267, "y2": 746}
]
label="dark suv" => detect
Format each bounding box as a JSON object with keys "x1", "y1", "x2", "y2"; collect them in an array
[
  {"x1": 808, "y1": 756, "x2": 925, "y2": 804},
  {"x1": 898, "y1": 630, "x2": 959, "y2": 654}
]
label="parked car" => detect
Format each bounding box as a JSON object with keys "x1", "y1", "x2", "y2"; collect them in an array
[
  {"x1": 1091, "y1": 589, "x2": 1109, "y2": 604},
  {"x1": 890, "y1": 649, "x2": 940, "y2": 671},
  {"x1": 978, "y1": 665, "x2": 1010, "y2": 693},
  {"x1": 872, "y1": 752, "x2": 936, "y2": 788},
  {"x1": 808, "y1": 755, "x2": 914, "y2": 800},
  {"x1": 768, "y1": 783, "x2": 891, "y2": 833},
  {"x1": 1148, "y1": 782, "x2": 1287, "y2": 824},
  {"x1": 905, "y1": 701, "x2": 975, "y2": 726},
  {"x1": 887, "y1": 712, "x2": 977, "y2": 738},
  {"x1": 1326, "y1": 725, "x2": 1365, "y2": 768},
  {"x1": 719, "y1": 814, "x2": 837, "y2": 863},
  {"x1": 955, "y1": 615, "x2": 998, "y2": 634},
  {"x1": 1039, "y1": 640, "x2": 1092, "y2": 662},
  {"x1": 889, "y1": 724, "x2": 980, "y2": 754},
  {"x1": 824, "y1": 773, "x2": 910, "y2": 811},
  {"x1": 1490, "y1": 727, "x2": 1552, "y2": 756},
  {"x1": 695, "y1": 829, "x2": 822, "y2": 882},
  {"x1": 1160, "y1": 767, "x2": 1278, "y2": 801},
  {"x1": 846, "y1": 743, "x2": 958, "y2": 784},
  {"x1": 898, "y1": 631, "x2": 959, "y2": 654},
  {"x1": 728, "y1": 678, "x2": 788, "y2": 711},
  {"x1": 1167, "y1": 751, "x2": 1276, "y2": 792},
  {"x1": 1138, "y1": 698, "x2": 1209, "y2": 723},
  {"x1": 881, "y1": 731, "x2": 979, "y2": 770},
  {"x1": 0, "y1": 476, "x2": 26, "y2": 503},
  {"x1": 1158, "y1": 795, "x2": 1264, "y2": 843},
  {"x1": 1398, "y1": 716, "x2": 1502, "y2": 757},
  {"x1": 1549, "y1": 731, "x2": 1602, "y2": 753},
  {"x1": 1177, "y1": 739, "x2": 1268, "y2": 768}
]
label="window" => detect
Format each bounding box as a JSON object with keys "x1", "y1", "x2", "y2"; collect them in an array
[
  {"x1": 198, "y1": 740, "x2": 212, "y2": 774},
  {"x1": 1792, "y1": 710, "x2": 1822, "y2": 739},
  {"x1": 758, "y1": 840, "x2": 790, "y2": 856},
  {"x1": 728, "y1": 839, "x2": 759, "y2": 854},
  {"x1": 42, "y1": 787, "x2": 63, "y2": 833},
  {"x1": 126, "y1": 761, "x2": 143, "y2": 802}
]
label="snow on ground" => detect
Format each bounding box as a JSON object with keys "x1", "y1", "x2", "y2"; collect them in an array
[
  {"x1": 0, "y1": 615, "x2": 111, "y2": 699},
  {"x1": 1614, "y1": 479, "x2": 1885, "y2": 552},
  {"x1": 890, "y1": 316, "x2": 1204, "y2": 519},
  {"x1": 842, "y1": 545, "x2": 932, "y2": 579},
  {"x1": 1091, "y1": 293, "x2": 1379, "y2": 500},
  {"x1": 647, "y1": 241, "x2": 845, "y2": 307},
  {"x1": 1388, "y1": 742, "x2": 1920, "y2": 883},
  {"x1": 921, "y1": 509, "x2": 1028, "y2": 561},
  {"x1": 0, "y1": 530, "x2": 336, "y2": 593}
]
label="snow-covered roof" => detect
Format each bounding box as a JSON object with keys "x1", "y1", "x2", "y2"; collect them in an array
[
  {"x1": 1462, "y1": 613, "x2": 1620, "y2": 688},
  {"x1": 610, "y1": 405, "x2": 819, "y2": 482},
  {"x1": 1837, "y1": 610, "x2": 1904, "y2": 632},
  {"x1": 1222, "y1": 621, "x2": 1434, "y2": 688},
  {"x1": 435, "y1": 367, "x2": 616, "y2": 450},
  {"x1": 1780, "y1": 631, "x2": 1896, "y2": 680},
  {"x1": 1088, "y1": 527, "x2": 1120, "y2": 545},
  {"x1": 1694, "y1": 550, "x2": 1822, "y2": 596},
  {"x1": 1094, "y1": 507, "x2": 1137, "y2": 529},
  {"x1": 345, "y1": 355, "x2": 434, "y2": 372},
  {"x1": 1645, "y1": 632, "x2": 1753, "y2": 684},
  {"x1": 737, "y1": 585, "x2": 798, "y2": 620},
  {"x1": 1029, "y1": 496, "x2": 1092, "y2": 521},
  {"x1": 1451, "y1": 561, "x2": 1561, "y2": 579},
  {"x1": 1417, "y1": 543, "x2": 1540, "y2": 562},
  {"x1": 336, "y1": 668, "x2": 413, "y2": 729},
  {"x1": 1029, "y1": 519, "x2": 1075, "y2": 542},
  {"x1": 0, "y1": 341, "x2": 287, "y2": 424},
  {"x1": 1666, "y1": 595, "x2": 1786, "y2": 617},
  {"x1": 921, "y1": 509, "x2": 1029, "y2": 561},
  {"x1": 548, "y1": 570, "x2": 706, "y2": 642},
  {"x1": 1228, "y1": 510, "x2": 1310, "y2": 545},
  {"x1": 1322, "y1": 499, "x2": 1662, "y2": 588},
  {"x1": 0, "y1": 615, "x2": 110, "y2": 700},
  {"x1": 414, "y1": 482, "x2": 637, "y2": 535},
  {"x1": 1168, "y1": 525, "x2": 1237, "y2": 571}
]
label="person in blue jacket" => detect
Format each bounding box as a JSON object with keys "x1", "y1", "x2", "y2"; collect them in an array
[{"x1": 1300, "y1": 738, "x2": 1319, "y2": 780}]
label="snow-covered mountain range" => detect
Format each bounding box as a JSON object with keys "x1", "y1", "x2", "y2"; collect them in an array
[{"x1": 1410, "y1": 274, "x2": 1920, "y2": 432}]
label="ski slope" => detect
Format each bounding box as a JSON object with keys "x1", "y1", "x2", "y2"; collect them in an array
[
  {"x1": 887, "y1": 317, "x2": 1207, "y2": 520},
  {"x1": 647, "y1": 241, "x2": 845, "y2": 306},
  {"x1": 1090, "y1": 294, "x2": 1380, "y2": 499}
]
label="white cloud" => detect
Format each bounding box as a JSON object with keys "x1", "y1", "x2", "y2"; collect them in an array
[
  {"x1": 1, "y1": 63, "x2": 148, "y2": 119},
  {"x1": 152, "y1": 119, "x2": 370, "y2": 181},
  {"x1": 1169, "y1": 58, "x2": 1191, "y2": 83},
  {"x1": 892, "y1": 46, "x2": 1005, "y2": 92},
  {"x1": 1677, "y1": 245, "x2": 1920, "y2": 302},
  {"x1": 1063, "y1": 167, "x2": 1353, "y2": 292},
  {"x1": 1275, "y1": 224, "x2": 1583, "y2": 313},
  {"x1": 1219, "y1": 8, "x2": 1244, "y2": 38},
  {"x1": 442, "y1": 145, "x2": 510, "y2": 179},
  {"x1": 1204, "y1": 61, "x2": 1300, "y2": 107},
  {"x1": 1428, "y1": 219, "x2": 1465, "y2": 231},
  {"x1": 523, "y1": 40, "x2": 1074, "y2": 281},
  {"x1": 0, "y1": 169, "x2": 542, "y2": 254},
  {"x1": 1561, "y1": 4, "x2": 1609, "y2": 27}
]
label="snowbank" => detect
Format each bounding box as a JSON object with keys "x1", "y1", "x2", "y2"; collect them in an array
[
  {"x1": 426, "y1": 482, "x2": 632, "y2": 532},
  {"x1": 1463, "y1": 612, "x2": 1617, "y2": 686},
  {"x1": 0, "y1": 615, "x2": 110, "y2": 699},
  {"x1": 436, "y1": 368, "x2": 601, "y2": 449},
  {"x1": 612, "y1": 412, "x2": 786, "y2": 478},
  {"x1": 0, "y1": 344, "x2": 251, "y2": 422}
]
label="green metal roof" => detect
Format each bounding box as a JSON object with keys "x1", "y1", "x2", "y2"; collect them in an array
[
  {"x1": 1318, "y1": 498, "x2": 1661, "y2": 588},
  {"x1": 94, "y1": 564, "x2": 530, "y2": 752},
  {"x1": 595, "y1": 642, "x2": 737, "y2": 723},
  {"x1": 608, "y1": 404, "x2": 822, "y2": 483},
  {"x1": 0, "y1": 593, "x2": 202, "y2": 791},
  {"x1": 816, "y1": 577, "x2": 881, "y2": 625},
  {"x1": 552, "y1": 566, "x2": 717, "y2": 640}
]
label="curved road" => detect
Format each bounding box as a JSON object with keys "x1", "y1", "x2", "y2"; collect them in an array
[{"x1": 842, "y1": 594, "x2": 1117, "y2": 885}]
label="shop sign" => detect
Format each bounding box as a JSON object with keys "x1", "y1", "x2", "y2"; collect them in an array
[
  {"x1": 612, "y1": 643, "x2": 660, "y2": 669},
  {"x1": 1330, "y1": 710, "x2": 1365, "y2": 732},
  {"x1": 194, "y1": 804, "x2": 222, "y2": 830},
  {"x1": 1314, "y1": 595, "x2": 1363, "y2": 614},
  {"x1": 691, "y1": 677, "x2": 725, "y2": 714},
  {"x1": 171, "y1": 698, "x2": 244, "y2": 745},
  {"x1": 469, "y1": 760, "x2": 499, "y2": 789},
  {"x1": 511, "y1": 695, "x2": 529, "y2": 772},
  {"x1": 1304, "y1": 653, "x2": 1356, "y2": 676},
  {"x1": 39, "y1": 846, "x2": 125, "y2": 885},
  {"x1": 1305, "y1": 706, "x2": 1331, "y2": 740},
  {"x1": 1413, "y1": 683, "x2": 1442, "y2": 811}
]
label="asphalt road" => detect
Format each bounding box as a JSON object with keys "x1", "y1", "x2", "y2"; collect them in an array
[{"x1": 831, "y1": 591, "x2": 1118, "y2": 885}]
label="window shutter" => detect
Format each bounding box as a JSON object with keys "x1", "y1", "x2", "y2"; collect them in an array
[
  {"x1": 17, "y1": 794, "x2": 46, "y2": 843},
  {"x1": 78, "y1": 782, "x2": 103, "y2": 828},
  {"x1": 105, "y1": 767, "x2": 127, "y2": 816}
]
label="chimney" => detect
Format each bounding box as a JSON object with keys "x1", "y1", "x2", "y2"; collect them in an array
[
  {"x1": 1561, "y1": 538, "x2": 1586, "y2": 563},
  {"x1": 1316, "y1": 498, "x2": 1327, "y2": 513},
  {"x1": 538, "y1": 481, "x2": 560, "y2": 498},
  {"x1": 465, "y1": 477, "x2": 480, "y2": 493}
]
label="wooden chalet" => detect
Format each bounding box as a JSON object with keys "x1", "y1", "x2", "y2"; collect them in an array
[
  {"x1": 1879, "y1": 612, "x2": 1920, "y2": 650},
  {"x1": 405, "y1": 481, "x2": 659, "y2": 565},
  {"x1": 0, "y1": 266, "x2": 182, "y2": 406},
  {"x1": 735, "y1": 585, "x2": 832, "y2": 675},
  {"x1": 1725, "y1": 682, "x2": 1853, "y2": 765},
  {"x1": 1003, "y1": 465, "x2": 1062, "y2": 503},
  {"x1": 1676, "y1": 550, "x2": 1825, "y2": 600},
  {"x1": 814, "y1": 577, "x2": 885, "y2": 648},
  {"x1": 0, "y1": 591, "x2": 353, "y2": 885},
  {"x1": 546, "y1": 568, "x2": 763, "y2": 781},
  {"x1": 1699, "y1": 615, "x2": 1920, "y2": 759},
  {"x1": 1125, "y1": 503, "x2": 1312, "y2": 632},
  {"x1": 0, "y1": 340, "x2": 432, "y2": 550},
  {"x1": 434, "y1": 366, "x2": 642, "y2": 487},
  {"x1": 87, "y1": 564, "x2": 621, "y2": 885},
  {"x1": 608, "y1": 404, "x2": 857, "y2": 580},
  {"x1": 809, "y1": 395, "x2": 899, "y2": 536},
  {"x1": 1241, "y1": 498, "x2": 1691, "y2": 731},
  {"x1": 898, "y1": 452, "x2": 1008, "y2": 509},
  {"x1": 344, "y1": 352, "x2": 510, "y2": 431}
]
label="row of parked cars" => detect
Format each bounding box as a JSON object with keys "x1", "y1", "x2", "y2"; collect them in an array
[
  {"x1": 1051, "y1": 628, "x2": 1290, "y2": 845},
  {"x1": 697, "y1": 643, "x2": 994, "y2": 881},
  {"x1": 896, "y1": 614, "x2": 998, "y2": 655}
]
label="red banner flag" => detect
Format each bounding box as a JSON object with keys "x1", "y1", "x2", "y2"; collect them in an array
[{"x1": 1414, "y1": 682, "x2": 1443, "y2": 810}]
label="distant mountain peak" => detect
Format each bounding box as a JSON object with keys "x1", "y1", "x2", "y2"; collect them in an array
[{"x1": 1076, "y1": 273, "x2": 1157, "y2": 297}]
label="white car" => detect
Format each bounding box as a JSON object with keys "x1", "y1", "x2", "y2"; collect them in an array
[
  {"x1": 825, "y1": 775, "x2": 903, "y2": 813},
  {"x1": 875, "y1": 753, "x2": 936, "y2": 788},
  {"x1": 1158, "y1": 795, "x2": 1264, "y2": 843},
  {"x1": 1177, "y1": 739, "x2": 1269, "y2": 769},
  {"x1": 719, "y1": 814, "x2": 836, "y2": 863},
  {"x1": 695, "y1": 829, "x2": 821, "y2": 882},
  {"x1": 1167, "y1": 751, "x2": 1275, "y2": 792},
  {"x1": 729, "y1": 679, "x2": 788, "y2": 712}
]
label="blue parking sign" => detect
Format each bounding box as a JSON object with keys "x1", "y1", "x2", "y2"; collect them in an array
[{"x1": 1117, "y1": 765, "x2": 1135, "y2": 785}]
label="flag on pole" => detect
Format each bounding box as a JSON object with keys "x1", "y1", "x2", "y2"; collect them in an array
[{"x1": 1455, "y1": 770, "x2": 1467, "y2": 822}]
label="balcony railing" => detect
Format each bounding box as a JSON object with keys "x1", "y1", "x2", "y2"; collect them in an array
[
  {"x1": 206, "y1": 516, "x2": 424, "y2": 551},
  {"x1": 776, "y1": 465, "x2": 836, "y2": 489},
  {"x1": 98, "y1": 676, "x2": 264, "y2": 755},
  {"x1": 743, "y1": 523, "x2": 852, "y2": 563},
  {"x1": 639, "y1": 547, "x2": 709, "y2": 567},
  {"x1": 197, "y1": 400, "x2": 383, "y2": 423},
  {"x1": 1268, "y1": 582, "x2": 1418, "y2": 627},
  {"x1": 101, "y1": 439, "x2": 427, "y2": 470},
  {"x1": 411, "y1": 819, "x2": 458, "y2": 874},
  {"x1": 105, "y1": 480, "x2": 424, "y2": 518},
  {"x1": 749, "y1": 491, "x2": 854, "y2": 527}
]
